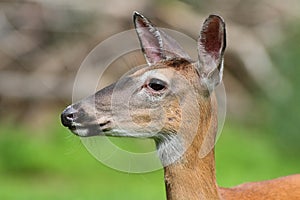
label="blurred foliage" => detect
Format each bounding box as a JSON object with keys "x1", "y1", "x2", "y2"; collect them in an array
[
  {"x1": 0, "y1": 122, "x2": 165, "y2": 200},
  {"x1": 0, "y1": 119, "x2": 299, "y2": 199},
  {"x1": 0, "y1": 0, "x2": 300, "y2": 199},
  {"x1": 265, "y1": 22, "x2": 300, "y2": 155}
]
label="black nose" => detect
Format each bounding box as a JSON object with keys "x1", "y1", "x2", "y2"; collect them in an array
[{"x1": 61, "y1": 106, "x2": 78, "y2": 127}]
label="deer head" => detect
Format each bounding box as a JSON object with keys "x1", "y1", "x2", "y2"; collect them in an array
[{"x1": 61, "y1": 12, "x2": 226, "y2": 165}]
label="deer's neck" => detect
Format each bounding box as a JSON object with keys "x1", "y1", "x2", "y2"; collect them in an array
[
  {"x1": 163, "y1": 144, "x2": 219, "y2": 200},
  {"x1": 157, "y1": 97, "x2": 220, "y2": 200}
]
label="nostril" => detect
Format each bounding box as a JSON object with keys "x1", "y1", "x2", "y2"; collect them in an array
[
  {"x1": 66, "y1": 113, "x2": 75, "y2": 120},
  {"x1": 61, "y1": 106, "x2": 78, "y2": 127}
]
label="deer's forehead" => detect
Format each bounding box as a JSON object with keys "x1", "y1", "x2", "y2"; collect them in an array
[
  {"x1": 130, "y1": 67, "x2": 175, "y2": 82},
  {"x1": 130, "y1": 65, "x2": 197, "y2": 84}
]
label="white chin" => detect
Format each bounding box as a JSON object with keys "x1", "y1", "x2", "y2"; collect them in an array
[{"x1": 72, "y1": 128, "x2": 89, "y2": 137}]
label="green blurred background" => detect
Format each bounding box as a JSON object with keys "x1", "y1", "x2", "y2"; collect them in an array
[{"x1": 0, "y1": 0, "x2": 300, "y2": 199}]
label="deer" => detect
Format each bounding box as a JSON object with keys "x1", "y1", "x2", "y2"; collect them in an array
[{"x1": 61, "y1": 12, "x2": 300, "y2": 200}]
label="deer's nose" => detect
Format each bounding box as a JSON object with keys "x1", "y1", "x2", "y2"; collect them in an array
[{"x1": 61, "y1": 106, "x2": 78, "y2": 127}]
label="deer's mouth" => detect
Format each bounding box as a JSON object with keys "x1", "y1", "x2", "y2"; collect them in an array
[
  {"x1": 67, "y1": 121, "x2": 112, "y2": 137},
  {"x1": 61, "y1": 105, "x2": 113, "y2": 137}
]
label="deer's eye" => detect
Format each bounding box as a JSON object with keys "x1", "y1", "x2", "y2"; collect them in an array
[{"x1": 147, "y1": 78, "x2": 167, "y2": 92}]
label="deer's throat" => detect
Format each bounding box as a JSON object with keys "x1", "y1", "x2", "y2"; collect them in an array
[
  {"x1": 163, "y1": 149, "x2": 219, "y2": 200},
  {"x1": 156, "y1": 98, "x2": 220, "y2": 199},
  {"x1": 154, "y1": 134, "x2": 186, "y2": 166},
  {"x1": 157, "y1": 132, "x2": 219, "y2": 199}
]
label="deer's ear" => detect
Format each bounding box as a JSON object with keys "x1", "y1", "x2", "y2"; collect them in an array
[
  {"x1": 133, "y1": 11, "x2": 190, "y2": 66},
  {"x1": 197, "y1": 15, "x2": 226, "y2": 90}
]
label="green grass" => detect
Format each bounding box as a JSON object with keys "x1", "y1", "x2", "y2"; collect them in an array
[
  {"x1": 0, "y1": 121, "x2": 299, "y2": 199},
  {"x1": 216, "y1": 123, "x2": 299, "y2": 187}
]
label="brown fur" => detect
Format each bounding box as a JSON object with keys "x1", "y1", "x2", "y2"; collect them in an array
[
  {"x1": 220, "y1": 175, "x2": 300, "y2": 200},
  {"x1": 62, "y1": 42, "x2": 300, "y2": 200},
  {"x1": 158, "y1": 59, "x2": 300, "y2": 200},
  {"x1": 164, "y1": 92, "x2": 220, "y2": 200},
  {"x1": 61, "y1": 13, "x2": 300, "y2": 200}
]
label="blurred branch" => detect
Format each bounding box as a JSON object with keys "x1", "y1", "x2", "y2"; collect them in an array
[{"x1": 0, "y1": 71, "x2": 72, "y2": 100}]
